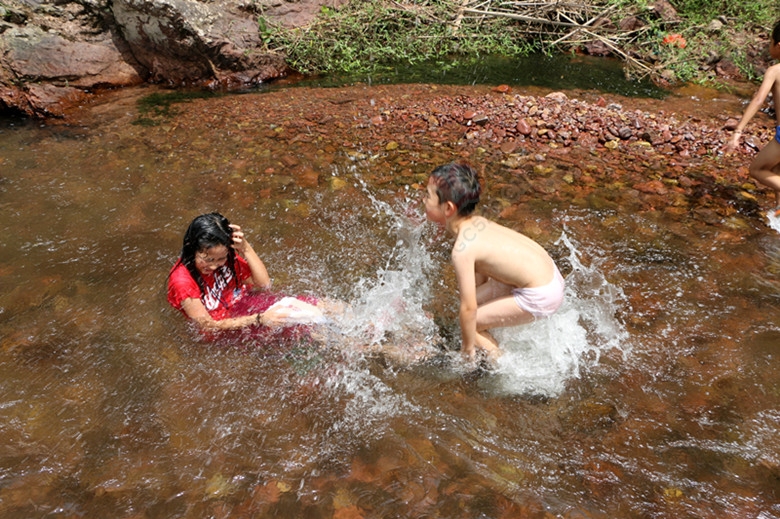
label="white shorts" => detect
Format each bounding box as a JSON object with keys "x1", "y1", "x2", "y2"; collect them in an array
[{"x1": 512, "y1": 266, "x2": 565, "y2": 318}]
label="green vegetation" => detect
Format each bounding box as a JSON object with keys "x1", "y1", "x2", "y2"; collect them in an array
[
  {"x1": 264, "y1": 0, "x2": 780, "y2": 86},
  {"x1": 267, "y1": 1, "x2": 537, "y2": 76},
  {"x1": 667, "y1": 0, "x2": 774, "y2": 25}
]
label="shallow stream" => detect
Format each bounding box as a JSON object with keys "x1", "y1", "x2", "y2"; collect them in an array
[{"x1": 1, "y1": 73, "x2": 779, "y2": 518}]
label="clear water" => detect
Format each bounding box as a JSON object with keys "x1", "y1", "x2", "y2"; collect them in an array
[{"x1": 0, "y1": 84, "x2": 779, "y2": 518}]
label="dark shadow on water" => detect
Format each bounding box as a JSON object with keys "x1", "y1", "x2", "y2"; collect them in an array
[
  {"x1": 0, "y1": 54, "x2": 666, "y2": 125},
  {"x1": 280, "y1": 54, "x2": 668, "y2": 99}
]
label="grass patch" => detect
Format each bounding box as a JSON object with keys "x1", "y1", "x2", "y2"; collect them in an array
[
  {"x1": 263, "y1": 0, "x2": 780, "y2": 86},
  {"x1": 266, "y1": 0, "x2": 538, "y2": 76}
]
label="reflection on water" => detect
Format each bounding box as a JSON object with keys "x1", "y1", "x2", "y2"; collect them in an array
[
  {"x1": 1, "y1": 85, "x2": 779, "y2": 518},
  {"x1": 285, "y1": 54, "x2": 668, "y2": 99}
]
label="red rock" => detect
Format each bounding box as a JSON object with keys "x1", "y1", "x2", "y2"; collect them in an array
[
  {"x1": 634, "y1": 180, "x2": 668, "y2": 195},
  {"x1": 280, "y1": 155, "x2": 299, "y2": 167},
  {"x1": 492, "y1": 84, "x2": 511, "y2": 93},
  {"x1": 298, "y1": 167, "x2": 320, "y2": 188},
  {"x1": 516, "y1": 118, "x2": 532, "y2": 135}
]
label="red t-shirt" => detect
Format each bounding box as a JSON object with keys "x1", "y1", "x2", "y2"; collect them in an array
[{"x1": 167, "y1": 256, "x2": 252, "y2": 321}]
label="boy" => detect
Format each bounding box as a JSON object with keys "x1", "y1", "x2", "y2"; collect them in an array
[
  {"x1": 725, "y1": 20, "x2": 780, "y2": 214},
  {"x1": 424, "y1": 162, "x2": 564, "y2": 362}
]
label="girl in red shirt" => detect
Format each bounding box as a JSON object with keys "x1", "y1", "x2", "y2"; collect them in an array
[{"x1": 167, "y1": 212, "x2": 319, "y2": 331}]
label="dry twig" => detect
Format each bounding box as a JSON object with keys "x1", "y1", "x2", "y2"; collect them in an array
[{"x1": 449, "y1": 0, "x2": 654, "y2": 77}]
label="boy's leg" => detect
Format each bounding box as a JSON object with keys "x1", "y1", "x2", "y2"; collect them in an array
[
  {"x1": 749, "y1": 139, "x2": 780, "y2": 208},
  {"x1": 476, "y1": 296, "x2": 536, "y2": 331},
  {"x1": 476, "y1": 278, "x2": 514, "y2": 305},
  {"x1": 475, "y1": 330, "x2": 501, "y2": 359},
  {"x1": 473, "y1": 296, "x2": 536, "y2": 360}
]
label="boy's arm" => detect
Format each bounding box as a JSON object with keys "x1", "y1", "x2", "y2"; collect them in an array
[
  {"x1": 726, "y1": 65, "x2": 780, "y2": 152},
  {"x1": 452, "y1": 247, "x2": 479, "y2": 360}
]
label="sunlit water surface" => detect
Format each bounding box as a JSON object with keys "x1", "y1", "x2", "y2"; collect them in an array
[{"x1": 1, "y1": 85, "x2": 779, "y2": 519}]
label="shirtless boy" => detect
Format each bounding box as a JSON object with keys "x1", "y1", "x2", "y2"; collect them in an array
[
  {"x1": 424, "y1": 162, "x2": 565, "y2": 362},
  {"x1": 725, "y1": 20, "x2": 780, "y2": 214}
]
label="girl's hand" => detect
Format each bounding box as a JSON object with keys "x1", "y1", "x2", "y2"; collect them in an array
[
  {"x1": 256, "y1": 307, "x2": 292, "y2": 327},
  {"x1": 228, "y1": 224, "x2": 250, "y2": 255},
  {"x1": 231, "y1": 223, "x2": 271, "y2": 289}
]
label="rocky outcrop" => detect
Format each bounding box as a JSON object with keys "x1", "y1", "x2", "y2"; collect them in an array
[{"x1": 0, "y1": 0, "x2": 345, "y2": 117}]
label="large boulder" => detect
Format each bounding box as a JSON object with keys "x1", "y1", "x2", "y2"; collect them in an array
[
  {"x1": 1, "y1": 25, "x2": 145, "y2": 116},
  {"x1": 110, "y1": 0, "x2": 287, "y2": 86},
  {"x1": 0, "y1": 0, "x2": 345, "y2": 117}
]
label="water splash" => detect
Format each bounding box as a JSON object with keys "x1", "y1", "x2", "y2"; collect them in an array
[
  {"x1": 766, "y1": 209, "x2": 780, "y2": 234},
  {"x1": 334, "y1": 177, "x2": 441, "y2": 360},
  {"x1": 316, "y1": 171, "x2": 629, "y2": 398},
  {"x1": 488, "y1": 230, "x2": 630, "y2": 397}
]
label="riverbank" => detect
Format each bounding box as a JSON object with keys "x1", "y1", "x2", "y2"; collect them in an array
[
  {"x1": 270, "y1": 0, "x2": 777, "y2": 87},
  {"x1": 1, "y1": 0, "x2": 776, "y2": 118}
]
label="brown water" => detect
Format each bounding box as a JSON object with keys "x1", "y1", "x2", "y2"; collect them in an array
[{"x1": 1, "y1": 84, "x2": 780, "y2": 519}]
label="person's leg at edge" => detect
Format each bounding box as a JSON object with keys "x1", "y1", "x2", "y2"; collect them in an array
[{"x1": 749, "y1": 139, "x2": 780, "y2": 212}]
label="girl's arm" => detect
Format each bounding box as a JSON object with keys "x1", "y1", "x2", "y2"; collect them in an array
[
  {"x1": 229, "y1": 224, "x2": 271, "y2": 289},
  {"x1": 726, "y1": 65, "x2": 780, "y2": 152},
  {"x1": 181, "y1": 297, "x2": 282, "y2": 330}
]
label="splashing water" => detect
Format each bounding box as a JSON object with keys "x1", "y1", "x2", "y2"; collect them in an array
[
  {"x1": 767, "y1": 209, "x2": 780, "y2": 234},
  {"x1": 318, "y1": 170, "x2": 630, "y2": 398},
  {"x1": 488, "y1": 230, "x2": 630, "y2": 397},
  {"x1": 333, "y1": 176, "x2": 441, "y2": 360}
]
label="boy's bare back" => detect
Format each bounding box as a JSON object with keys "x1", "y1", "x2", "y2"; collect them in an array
[{"x1": 452, "y1": 216, "x2": 555, "y2": 289}]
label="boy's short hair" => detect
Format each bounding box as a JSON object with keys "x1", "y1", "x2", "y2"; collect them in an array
[
  {"x1": 773, "y1": 20, "x2": 780, "y2": 44},
  {"x1": 430, "y1": 162, "x2": 481, "y2": 216}
]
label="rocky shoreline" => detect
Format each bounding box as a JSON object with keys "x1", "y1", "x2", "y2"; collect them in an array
[{"x1": 114, "y1": 81, "x2": 769, "y2": 228}]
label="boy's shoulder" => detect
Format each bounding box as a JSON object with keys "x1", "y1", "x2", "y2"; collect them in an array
[{"x1": 765, "y1": 62, "x2": 780, "y2": 76}]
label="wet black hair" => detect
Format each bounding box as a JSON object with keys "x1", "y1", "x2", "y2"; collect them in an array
[
  {"x1": 175, "y1": 212, "x2": 238, "y2": 296},
  {"x1": 773, "y1": 20, "x2": 780, "y2": 45},
  {"x1": 430, "y1": 162, "x2": 481, "y2": 216}
]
